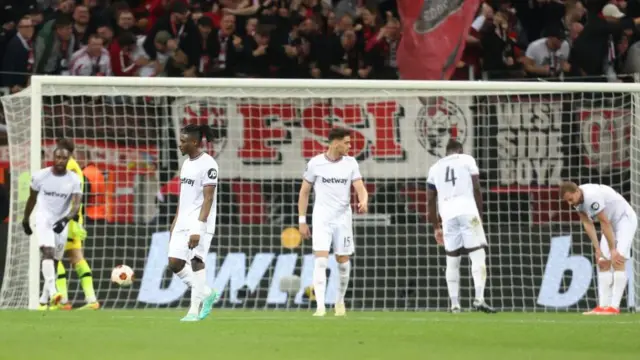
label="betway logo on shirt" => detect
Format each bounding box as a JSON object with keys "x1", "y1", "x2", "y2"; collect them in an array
[
  {"x1": 321, "y1": 177, "x2": 348, "y2": 185},
  {"x1": 137, "y1": 232, "x2": 339, "y2": 305},
  {"x1": 42, "y1": 190, "x2": 69, "y2": 199},
  {"x1": 180, "y1": 177, "x2": 195, "y2": 186}
]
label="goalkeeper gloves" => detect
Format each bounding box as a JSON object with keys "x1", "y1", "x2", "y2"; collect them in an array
[
  {"x1": 52, "y1": 215, "x2": 78, "y2": 234},
  {"x1": 52, "y1": 218, "x2": 69, "y2": 234},
  {"x1": 22, "y1": 221, "x2": 32, "y2": 235}
]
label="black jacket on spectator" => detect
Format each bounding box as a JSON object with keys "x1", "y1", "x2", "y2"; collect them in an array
[
  {"x1": 569, "y1": 14, "x2": 637, "y2": 79},
  {"x1": 207, "y1": 30, "x2": 244, "y2": 77},
  {"x1": 2, "y1": 33, "x2": 31, "y2": 88},
  {"x1": 242, "y1": 37, "x2": 276, "y2": 78},
  {"x1": 273, "y1": 33, "x2": 304, "y2": 78},
  {"x1": 480, "y1": 24, "x2": 519, "y2": 80},
  {"x1": 301, "y1": 32, "x2": 328, "y2": 74},
  {"x1": 143, "y1": 15, "x2": 198, "y2": 61},
  {"x1": 183, "y1": 28, "x2": 217, "y2": 76}
]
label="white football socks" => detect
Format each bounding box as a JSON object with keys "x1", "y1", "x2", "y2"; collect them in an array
[
  {"x1": 313, "y1": 257, "x2": 328, "y2": 311},
  {"x1": 611, "y1": 271, "x2": 627, "y2": 309},
  {"x1": 176, "y1": 265, "x2": 194, "y2": 288},
  {"x1": 41, "y1": 259, "x2": 57, "y2": 302},
  {"x1": 176, "y1": 266, "x2": 199, "y2": 315},
  {"x1": 469, "y1": 249, "x2": 487, "y2": 303},
  {"x1": 445, "y1": 256, "x2": 461, "y2": 308},
  {"x1": 597, "y1": 270, "x2": 613, "y2": 308},
  {"x1": 337, "y1": 261, "x2": 351, "y2": 304},
  {"x1": 190, "y1": 268, "x2": 211, "y2": 315}
]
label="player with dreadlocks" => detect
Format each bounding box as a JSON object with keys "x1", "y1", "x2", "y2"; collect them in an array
[{"x1": 168, "y1": 124, "x2": 220, "y2": 321}]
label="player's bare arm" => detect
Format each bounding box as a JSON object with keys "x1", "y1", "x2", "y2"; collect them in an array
[
  {"x1": 578, "y1": 211, "x2": 601, "y2": 256},
  {"x1": 66, "y1": 193, "x2": 82, "y2": 220},
  {"x1": 426, "y1": 187, "x2": 443, "y2": 245},
  {"x1": 471, "y1": 174, "x2": 483, "y2": 219},
  {"x1": 352, "y1": 179, "x2": 368, "y2": 213},
  {"x1": 170, "y1": 203, "x2": 180, "y2": 234},
  {"x1": 22, "y1": 188, "x2": 38, "y2": 235},
  {"x1": 190, "y1": 185, "x2": 215, "y2": 249},
  {"x1": 298, "y1": 179, "x2": 312, "y2": 239}
]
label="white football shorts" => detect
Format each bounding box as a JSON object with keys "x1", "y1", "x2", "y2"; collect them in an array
[
  {"x1": 168, "y1": 230, "x2": 213, "y2": 263},
  {"x1": 442, "y1": 214, "x2": 487, "y2": 253},
  {"x1": 600, "y1": 211, "x2": 637, "y2": 260},
  {"x1": 36, "y1": 221, "x2": 68, "y2": 260},
  {"x1": 312, "y1": 221, "x2": 354, "y2": 255}
]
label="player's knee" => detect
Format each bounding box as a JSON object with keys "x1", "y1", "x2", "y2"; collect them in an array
[
  {"x1": 41, "y1": 247, "x2": 55, "y2": 260},
  {"x1": 469, "y1": 248, "x2": 486, "y2": 267},
  {"x1": 598, "y1": 258, "x2": 612, "y2": 271},
  {"x1": 445, "y1": 256, "x2": 461, "y2": 278},
  {"x1": 335, "y1": 255, "x2": 349, "y2": 264},
  {"x1": 190, "y1": 257, "x2": 205, "y2": 271},
  {"x1": 167, "y1": 257, "x2": 186, "y2": 273},
  {"x1": 612, "y1": 261, "x2": 626, "y2": 272}
]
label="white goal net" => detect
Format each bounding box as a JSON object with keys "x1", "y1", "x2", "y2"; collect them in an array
[{"x1": 0, "y1": 76, "x2": 639, "y2": 311}]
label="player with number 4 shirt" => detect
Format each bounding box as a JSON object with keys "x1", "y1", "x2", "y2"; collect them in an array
[
  {"x1": 298, "y1": 128, "x2": 368, "y2": 317},
  {"x1": 427, "y1": 140, "x2": 496, "y2": 314},
  {"x1": 561, "y1": 181, "x2": 637, "y2": 315}
]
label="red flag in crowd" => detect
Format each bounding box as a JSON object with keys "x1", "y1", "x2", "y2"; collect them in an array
[{"x1": 396, "y1": 0, "x2": 481, "y2": 80}]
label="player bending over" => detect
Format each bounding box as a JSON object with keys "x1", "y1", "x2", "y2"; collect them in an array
[
  {"x1": 561, "y1": 181, "x2": 637, "y2": 315},
  {"x1": 22, "y1": 147, "x2": 83, "y2": 310},
  {"x1": 169, "y1": 124, "x2": 220, "y2": 322},
  {"x1": 427, "y1": 140, "x2": 495, "y2": 314},
  {"x1": 298, "y1": 128, "x2": 368, "y2": 317},
  {"x1": 53, "y1": 138, "x2": 98, "y2": 310}
]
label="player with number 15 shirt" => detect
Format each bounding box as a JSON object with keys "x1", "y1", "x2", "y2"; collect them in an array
[{"x1": 298, "y1": 128, "x2": 368, "y2": 318}]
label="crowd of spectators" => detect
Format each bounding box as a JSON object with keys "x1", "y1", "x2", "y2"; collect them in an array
[{"x1": 1, "y1": 0, "x2": 640, "y2": 93}]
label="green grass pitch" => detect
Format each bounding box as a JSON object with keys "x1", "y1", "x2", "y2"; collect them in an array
[{"x1": 1, "y1": 310, "x2": 639, "y2": 359}]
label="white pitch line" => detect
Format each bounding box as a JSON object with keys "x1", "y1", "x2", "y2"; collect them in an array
[{"x1": 103, "y1": 314, "x2": 640, "y2": 325}]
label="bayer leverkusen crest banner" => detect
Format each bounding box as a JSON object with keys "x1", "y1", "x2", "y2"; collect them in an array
[
  {"x1": 171, "y1": 97, "x2": 473, "y2": 179},
  {"x1": 396, "y1": 0, "x2": 481, "y2": 80}
]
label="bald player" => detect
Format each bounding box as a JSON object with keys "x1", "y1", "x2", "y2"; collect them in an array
[{"x1": 561, "y1": 181, "x2": 637, "y2": 315}]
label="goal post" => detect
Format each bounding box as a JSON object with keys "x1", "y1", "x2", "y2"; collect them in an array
[{"x1": 1, "y1": 75, "x2": 639, "y2": 312}]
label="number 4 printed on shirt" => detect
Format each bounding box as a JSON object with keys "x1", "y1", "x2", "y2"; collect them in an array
[{"x1": 445, "y1": 166, "x2": 456, "y2": 186}]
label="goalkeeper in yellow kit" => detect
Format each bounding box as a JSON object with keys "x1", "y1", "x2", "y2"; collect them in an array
[{"x1": 53, "y1": 138, "x2": 99, "y2": 310}]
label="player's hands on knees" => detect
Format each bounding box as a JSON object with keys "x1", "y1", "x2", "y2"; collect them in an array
[
  {"x1": 611, "y1": 249, "x2": 625, "y2": 265},
  {"x1": 188, "y1": 234, "x2": 200, "y2": 249},
  {"x1": 357, "y1": 200, "x2": 368, "y2": 214},
  {"x1": 22, "y1": 221, "x2": 32, "y2": 235},
  {"x1": 299, "y1": 223, "x2": 311, "y2": 239},
  {"x1": 434, "y1": 228, "x2": 444, "y2": 246}
]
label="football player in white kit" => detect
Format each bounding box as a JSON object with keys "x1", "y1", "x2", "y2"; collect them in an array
[
  {"x1": 22, "y1": 147, "x2": 82, "y2": 309},
  {"x1": 561, "y1": 181, "x2": 637, "y2": 315},
  {"x1": 427, "y1": 140, "x2": 496, "y2": 314},
  {"x1": 298, "y1": 128, "x2": 368, "y2": 317},
  {"x1": 169, "y1": 124, "x2": 220, "y2": 322}
]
